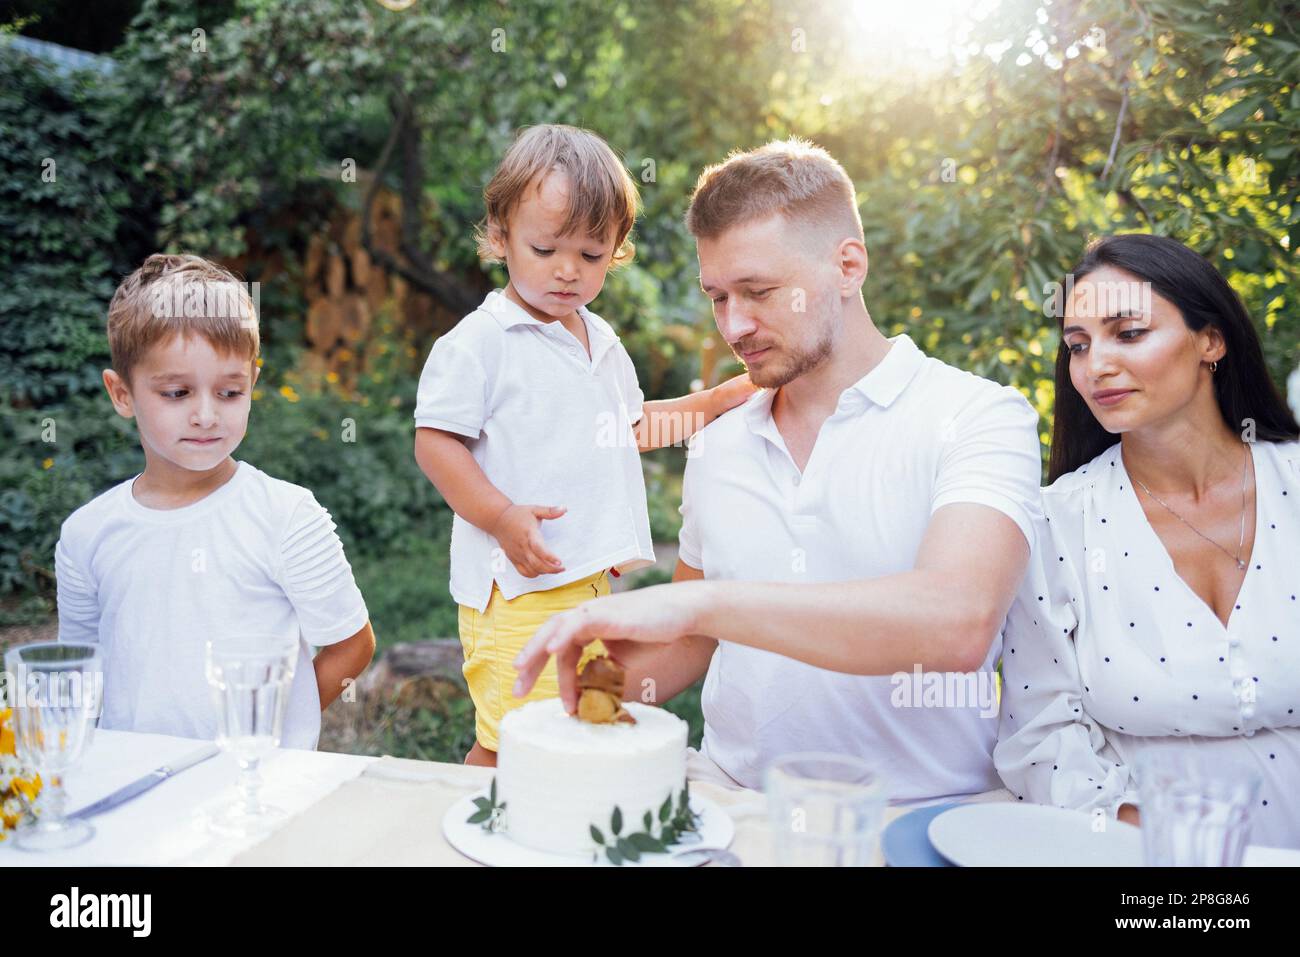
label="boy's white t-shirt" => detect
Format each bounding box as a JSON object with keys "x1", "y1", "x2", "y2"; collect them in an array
[
  {"x1": 54, "y1": 461, "x2": 369, "y2": 750},
  {"x1": 414, "y1": 290, "x2": 655, "y2": 612}
]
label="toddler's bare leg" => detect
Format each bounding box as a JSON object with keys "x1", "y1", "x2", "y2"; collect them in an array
[{"x1": 464, "y1": 741, "x2": 498, "y2": 767}]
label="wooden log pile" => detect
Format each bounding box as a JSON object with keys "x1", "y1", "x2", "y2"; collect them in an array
[{"x1": 228, "y1": 178, "x2": 477, "y2": 390}]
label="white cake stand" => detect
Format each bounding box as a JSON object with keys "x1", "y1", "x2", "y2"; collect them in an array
[{"x1": 443, "y1": 789, "x2": 736, "y2": 867}]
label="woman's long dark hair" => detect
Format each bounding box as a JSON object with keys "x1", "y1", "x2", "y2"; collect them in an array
[{"x1": 1048, "y1": 234, "x2": 1298, "y2": 483}]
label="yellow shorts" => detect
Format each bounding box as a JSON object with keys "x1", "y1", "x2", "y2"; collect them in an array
[{"x1": 457, "y1": 569, "x2": 609, "y2": 751}]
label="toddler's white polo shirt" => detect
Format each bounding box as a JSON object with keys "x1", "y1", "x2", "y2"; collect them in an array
[{"x1": 415, "y1": 290, "x2": 655, "y2": 611}]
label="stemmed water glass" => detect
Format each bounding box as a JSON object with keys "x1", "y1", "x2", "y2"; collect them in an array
[
  {"x1": 203, "y1": 633, "x2": 299, "y2": 836},
  {"x1": 3, "y1": 641, "x2": 103, "y2": 851}
]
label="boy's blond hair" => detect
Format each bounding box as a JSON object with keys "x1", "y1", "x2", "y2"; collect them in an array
[
  {"x1": 686, "y1": 138, "x2": 863, "y2": 248},
  {"x1": 476, "y1": 124, "x2": 640, "y2": 267},
  {"x1": 107, "y1": 253, "x2": 260, "y2": 386}
]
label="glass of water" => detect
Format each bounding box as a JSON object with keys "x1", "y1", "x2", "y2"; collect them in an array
[
  {"x1": 764, "y1": 752, "x2": 888, "y2": 866},
  {"x1": 203, "y1": 633, "x2": 298, "y2": 836},
  {"x1": 1136, "y1": 749, "x2": 1261, "y2": 867},
  {"x1": 3, "y1": 642, "x2": 103, "y2": 851}
]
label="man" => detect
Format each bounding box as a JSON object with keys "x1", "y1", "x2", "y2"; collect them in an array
[{"x1": 513, "y1": 139, "x2": 1042, "y2": 802}]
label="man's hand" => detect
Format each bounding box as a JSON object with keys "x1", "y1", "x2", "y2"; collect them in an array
[
  {"x1": 512, "y1": 581, "x2": 708, "y2": 710},
  {"x1": 490, "y1": 504, "x2": 566, "y2": 578}
]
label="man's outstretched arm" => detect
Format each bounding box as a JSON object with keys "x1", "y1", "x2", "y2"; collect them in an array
[{"x1": 514, "y1": 502, "x2": 1029, "y2": 712}]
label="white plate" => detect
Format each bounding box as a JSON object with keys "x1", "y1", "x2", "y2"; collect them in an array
[
  {"x1": 927, "y1": 803, "x2": 1143, "y2": 867},
  {"x1": 443, "y1": 790, "x2": 735, "y2": 867}
]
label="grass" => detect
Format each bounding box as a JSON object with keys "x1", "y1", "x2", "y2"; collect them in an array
[
  {"x1": 0, "y1": 594, "x2": 55, "y2": 628},
  {"x1": 350, "y1": 528, "x2": 458, "y2": 651}
]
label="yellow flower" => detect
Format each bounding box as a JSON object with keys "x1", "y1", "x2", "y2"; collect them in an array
[
  {"x1": 42, "y1": 458, "x2": 53, "y2": 470},
  {"x1": 13, "y1": 774, "x2": 41, "y2": 802},
  {"x1": 326, "y1": 371, "x2": 339, "y2": 384},
  {"x1": 279, "y1": 385, "x2": 300, "y2": 403},
  {"x1": 1, "y1": 708, "x2": 43, "y2": 834}
]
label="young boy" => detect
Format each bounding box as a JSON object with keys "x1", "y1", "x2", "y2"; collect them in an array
[
  {"x1": 55, "y1": 253, "x2": 375, "y2": 750},
  {"x1": 414, "y1": 124, "x2": 753, "y2": 767}
]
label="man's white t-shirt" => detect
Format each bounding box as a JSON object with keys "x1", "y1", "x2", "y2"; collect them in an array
[
  {"x1": 678, "y1": 334, "x2": 1043, "y2": 801},
  {"x1": 54, "y1": 461, "x2": 369, "y2": 750},
  {"x1": 414, "y1": 290, "x2": 655, "y2": 612}
]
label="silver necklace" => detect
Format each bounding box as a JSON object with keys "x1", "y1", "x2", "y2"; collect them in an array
[{"x1": 1130, "y1": 443, "x2": 1251, "y2": 571}]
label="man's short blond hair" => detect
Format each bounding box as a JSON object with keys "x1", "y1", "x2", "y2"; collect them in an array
[
  {"x1": 476, "y1": 124, "x2": 640, "y2": 266},
  {"x1": 107, "y1": 253, "x2": 259, "y2": 386},
  {"x1": 686, "y1": 138, "x2": 863, "y2": 247}
]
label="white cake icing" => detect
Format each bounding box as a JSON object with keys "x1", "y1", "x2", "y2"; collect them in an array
[{"x1": 497, "y1": 698, "x2": 688, "y2": 856}]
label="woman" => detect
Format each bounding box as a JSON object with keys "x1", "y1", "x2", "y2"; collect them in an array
[{"x1": 995, "y1": 234, "x2": 1300, "y2": 848}]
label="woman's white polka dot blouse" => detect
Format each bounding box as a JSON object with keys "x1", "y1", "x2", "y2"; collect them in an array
[{"x1": 995, "y1": 439, "x2": 1300, "y2": 849}]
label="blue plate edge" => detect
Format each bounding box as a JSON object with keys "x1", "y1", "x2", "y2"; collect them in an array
[{"x1": 881, "y1": 802, "x2": 964, "y2": 867}]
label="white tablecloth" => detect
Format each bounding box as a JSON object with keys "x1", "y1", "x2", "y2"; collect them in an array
[
  {"x1": 5, "y1": 729, "x2": 1297, "y2": 865},
  {"x1": 0, "y1": 728, "x2": 377, "y2": 866}
]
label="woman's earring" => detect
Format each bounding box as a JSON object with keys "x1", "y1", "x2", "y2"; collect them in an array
[{"x1": 1210, "y1": 360, "x2": 1219, "y2": 373}]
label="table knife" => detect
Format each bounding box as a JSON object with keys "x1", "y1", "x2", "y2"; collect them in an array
[{"x1": 68, "y1": 743, "x2": 221, "y2": 820}]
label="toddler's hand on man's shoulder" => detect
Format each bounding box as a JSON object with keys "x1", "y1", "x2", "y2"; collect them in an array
[{"x1": 714, "y1": 372, "x2": 758, "y2": 413}]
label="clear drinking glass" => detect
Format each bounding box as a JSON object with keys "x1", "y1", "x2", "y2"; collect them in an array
[
  {"x1": 1136, "y1": 749, "x2": 1261, "y2": 867},
  {"x1": 764, "y1": 752, "x2": 888, "y2": 866},
  {"x1": 3, "y1": 642, "x2": 103, "y2": 851},
  {"x1": 203, "y1": 633, "x2": 298, "y2": 836}
]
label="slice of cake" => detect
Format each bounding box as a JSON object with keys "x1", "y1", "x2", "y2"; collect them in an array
[{"x1": 496, "y1": 697, "x2": 689, "y2": 858}]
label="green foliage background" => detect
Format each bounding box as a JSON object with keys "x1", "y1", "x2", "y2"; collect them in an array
[{"x1": 2, "y1": 0, "x2": 1297, "y2": 650}]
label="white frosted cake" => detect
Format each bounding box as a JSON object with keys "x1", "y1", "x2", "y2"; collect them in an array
[{"x1": 496, "y1": 698, "x2": 689, "y2": 857}]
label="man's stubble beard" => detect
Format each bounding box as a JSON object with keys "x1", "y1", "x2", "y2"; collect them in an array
[{"x1": 739, "y1": 320, "x2": 836, "y2": 389}]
